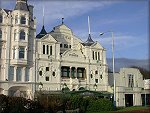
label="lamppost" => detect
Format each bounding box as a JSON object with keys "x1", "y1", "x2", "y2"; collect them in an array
[
  {"x1": 100, "y1": 31, "x2": 116, "y2": 109},
  {"x1": 39, "y1": 82, "x2": 43, "y2": 92},
  {"x1": 94, "y1": 83, "x2": 97, "y2": 91}
]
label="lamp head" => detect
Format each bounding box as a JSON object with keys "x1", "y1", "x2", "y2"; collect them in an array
[{"x1": 100, "y1": 32, "x2": 104, "y2": 36}]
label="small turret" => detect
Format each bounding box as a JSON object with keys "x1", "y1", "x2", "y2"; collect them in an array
[
  {"x1": 36, "y1": 25, "x2": 47, "y2": 39},
  {"x1": 14, "y1": 0, "x2": 29, "y2": 11}
]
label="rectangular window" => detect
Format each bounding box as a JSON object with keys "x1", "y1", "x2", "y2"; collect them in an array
[
  {"x1": 128, "y1": 74, "x2": 134, "y2": 88},
  {"x1": 92, "y1": 51, "x2": 94, "y2": 60},
  {"x1": 47, "y1": 45, "x2": 49, "y2": 54},
  {"x1": 19, "y1": 47, "x2": 25, "y2": 59},
  {"x1": 61, "y1": 67, "x2": 70, "y2": 78},
  {"x1": 60, "y1": 44, "x2": 62, "y2": 48},
  {"x1": 0, "y1": 15, "x2": 2, "y2": 23},
  {"x1": 25, "y1": 68, "x2": 29, "y2": 81},
  {"x1": 69, "y1": 45, "x2": 71, "y2": 48},
  {"x1": 43, "y1": 45, "x2": 45, "y2": 54},
  {"x1": 8, "y1": 66, "x2": 14, "y2": 81},
  {"x1": 98, "y1": 52, "x2": 100, "y2": 60},
  {"x1": 16, "y1": 67, "x2": 22, "y2": 81},
  {"x1": 77, "y1": 68, "x2": 84, "y2": 78},
  {"x1": 95, "y1": 70, "x2": 98, "y2": 74},
  {"x1": 95, "y1": 79, "x2": 98, "y2": 83},
  {"x1": 64, "y1": 44, "x2": 68, "y2": 48},
  {"x1": 46, "y1": 67, "x2": 49, "y2": 71},
  {"x1": 46, "y1": 76, "x2": 49, "y2": 81},
  {"x1": 95, "y1": 52, "x2": 97, "y2": 60},
  {"x1": 50, "y1": 46, "x2": 52, "y2": 55}
]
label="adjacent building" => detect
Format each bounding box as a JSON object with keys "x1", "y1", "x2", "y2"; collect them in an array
[{"x1": 0, "y1": 0, "x2": 36, "y2": 99}]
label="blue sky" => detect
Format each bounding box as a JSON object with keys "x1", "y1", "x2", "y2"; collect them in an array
[{"x1": 1, "y1": 0, "x2": 149, "y2": 60}]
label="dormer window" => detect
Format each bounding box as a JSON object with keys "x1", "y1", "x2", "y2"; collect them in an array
[
  {"x1": 20, "y1": 16, "x2": 26, "y2": 24},
  {"x1": 20, "y1": 30, "x2": 25, "y2": 40},
  {"x1": 0, "y1": 15, "x2": 3, "y2": 23}
]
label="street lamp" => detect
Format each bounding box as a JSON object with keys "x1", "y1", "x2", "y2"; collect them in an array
[
  {"x1": 94, "y1": 83, "x2": 97, "y2": 91},
  {"x1": 39, "y1": 82, "x2": 43, "y2": 91},
  {"x1": 100, "y1": 31, "x2": 116, "y2": 109}
]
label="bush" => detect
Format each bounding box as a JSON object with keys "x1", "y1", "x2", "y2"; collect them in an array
[{"x1": 87, "y1": 98, "x2": 113, "y2": 112}]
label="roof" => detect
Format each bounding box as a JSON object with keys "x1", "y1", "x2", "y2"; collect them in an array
[
  {"x1": 36, "y1": 25, "x2": 47, "y2": 39},
  {"x1": 82, "y1": 34, "x2": 95, "y2": 46},
  {"x1": 14, "y1": 0, "x2": 29, "y2": 11},
  {"x1": 3, "y1": 9, "x2": 12, "y2": 14},
  {"x1": 0, "y1": 8, "x2": 12, "y2": 14}
]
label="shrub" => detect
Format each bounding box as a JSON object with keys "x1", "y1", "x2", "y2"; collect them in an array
[{"x1": 87, "y1": 98, "x2": 113, "y2": 112}]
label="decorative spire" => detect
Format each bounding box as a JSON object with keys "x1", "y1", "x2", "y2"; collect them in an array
[
  {"x1": 82, "y1": 16, "x2": 94, "y2": 46},
  {"x1": 42, "y1": 6, "x2": 45, "y2": 26},
  {"x1": 62, "y1": 18, "x2": 64, "y2": 24},
  {"x1": 88, "y1": 16, "x2": 91, "y2": 35}
]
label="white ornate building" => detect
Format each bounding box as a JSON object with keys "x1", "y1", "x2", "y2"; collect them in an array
[
  {"x1": 0, "y1": 0, "x2": 149, "y2": 107},
  {"x1": 35, "y1": 22, "x2": 109, "y2": 92},
  {"x1": 0, "y1": 0, "x2": 36, "y2": 99}
]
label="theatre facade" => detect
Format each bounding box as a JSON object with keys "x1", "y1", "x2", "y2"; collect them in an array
[{"x1": 0, "y1": 0, "x2": 149, "y2": 107}]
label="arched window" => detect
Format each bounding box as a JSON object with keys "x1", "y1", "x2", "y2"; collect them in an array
[
  {"x1": 19, "y1": 30, "x2": 25, "y2": 40},
  {"x1": 14, "y1": 29, "x2": 17, "y2": 40},
  {"x1": 0, "y1": 29, "x2": 2, "y2": 38},
  {"x1": 20, "y1": 16, "x2": 26, "y2": 24},
  {"x1": 15, "y1": 15, "x2": 18, "y2": 24},
  {"x1": 0, "y1": 15, "x2": 3, "y2": 23}
]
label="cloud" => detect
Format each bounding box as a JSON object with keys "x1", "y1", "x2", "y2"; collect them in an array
[{"x1": 29, "y1": 0, "x2": 118, "y2": 27}]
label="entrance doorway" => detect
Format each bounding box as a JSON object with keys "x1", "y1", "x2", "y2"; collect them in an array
[{"x1": 125, "y1": 94, "x2": 133, "y2": 107}]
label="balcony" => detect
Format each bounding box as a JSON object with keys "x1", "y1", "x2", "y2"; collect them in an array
[{"x1": 10, "y1": 59, "x2": 27, "y2": 65}]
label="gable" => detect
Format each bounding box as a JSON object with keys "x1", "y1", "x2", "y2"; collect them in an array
[
  {"x1": 91, "y1": 41, "x2": 104, "y2": 49},
  {"x1": 41, "y1": 34, "x2": 57, "y2": 43}
]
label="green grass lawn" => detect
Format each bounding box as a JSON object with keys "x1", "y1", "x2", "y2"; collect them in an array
[
  {"x1": 86, "y1": 106, "x2": 149, "y2": 113},
  {"x1": 115, "y1": 106, "x2": 149, "y2": 112}
]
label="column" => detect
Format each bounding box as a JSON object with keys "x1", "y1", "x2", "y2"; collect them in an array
[
  {"x1": 70, "y1": 66, "x2": 72, "y2": 79},
  {"x1": 13, "y1": 66, "x2": 17, "y2": 81},
  {"x1": 14, "y1": 46, "x2": 17, "y2": 59},
  {"x1": 22, "y1": 67, "x2": 25, "y2": 82},
  {"x1": 16, "y1": 46, "x2": 19, "y2": 59},
  {"x1": 75, "y1": 67, "x2": 77, "y2": 79},
  {"x1": 25, "y1": 46, "x2": 27, "y2": 60}
]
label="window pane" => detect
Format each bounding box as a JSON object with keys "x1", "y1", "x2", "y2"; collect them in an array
[
  {"x1": 98, "y1": 52, "x2": 100, "y2": 60},
  {"x1": 46, "y1": 76, "x2": 49, "y2": 81},
  {"x1": 64, "y1": 44, "x2": 68, "y2": 48},
  {"x1": 20, "y1": 30, "x2": 25, "y2": 40},
  {"x1": 16, "y1": 67, "x2": 22, "y2": 81},
  {"x1": 20, "y1": 16, "x2": 26, "y2": 24},
  {"x1": 60, "y1": 44, "x2": 62, "y2": 48},
  {"x1": 8, "y1": 66, "x2": 14, "y2": 81},
  {"x1": 50, "y1": 46, "x2": 52, "y2": 55},
  {"x1": 25, "y1": 68, "x2": 29, "y2": 81},
  {"x1": 92, "y1": 51, "x2": 94, "y2": 60},
  {"x1": 43, "y1": 45, "x2": 45, "y2": 54},
  {"x1": 0, "y1": 29, "x2": 2, "y2": 39},
  {"x1": 19, "y1": 47, "x2": 25, "y2": 59},
  {"x1": 0, "y1": 15, "x2": 3, "y2": 23}
]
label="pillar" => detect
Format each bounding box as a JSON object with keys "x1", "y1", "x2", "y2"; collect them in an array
[{"x1": 13, "y1": 66, "x2": 17, "y2": 81}]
